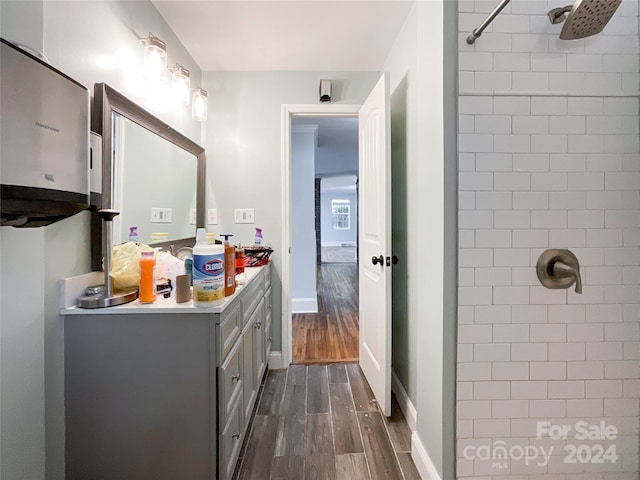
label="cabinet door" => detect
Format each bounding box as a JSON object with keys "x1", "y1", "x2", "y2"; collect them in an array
[
  {"x1": 219, "y1": 397, "x2": 243, "y2": 480},
  {"x1": 218, "y1": 335, "x2": 243, "y2": 433},
  {"x1": 253, "y1": 298, "x2": 266, "y2": 389},
  {"x1": 264, "y1": 286, "x2": 272, "y2": 364},
  {"x1": 242, "y1": 322, "x2": 256, "y2": 425}
]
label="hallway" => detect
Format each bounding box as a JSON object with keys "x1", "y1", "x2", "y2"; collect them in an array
[
  {"x1": 234, "y1": 364, "x2": 420, "y2": 480},
  {"x1": 292, "y1": 263, "x2": 359, "y2": 364}
]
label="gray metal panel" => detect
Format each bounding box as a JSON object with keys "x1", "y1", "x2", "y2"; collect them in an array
[
  {"x1": 64, "y1": 313, "x2": 215, "y2": 480},
  {"x1": 0, "y1": 40, "x2": 89, "y2": 194}
]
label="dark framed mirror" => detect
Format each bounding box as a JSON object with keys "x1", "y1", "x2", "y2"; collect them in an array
[{"x1": 91, "y1": 83, "x2": 206, "y2": 270}]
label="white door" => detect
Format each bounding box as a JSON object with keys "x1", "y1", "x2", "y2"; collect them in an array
[{"x1": 358, "y1": 73, "x2": 392, "y2": 417}]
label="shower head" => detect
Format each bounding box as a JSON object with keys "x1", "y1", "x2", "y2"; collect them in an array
[{"x1": 548, "y1": 0, "x2": 622, "y2": 40}]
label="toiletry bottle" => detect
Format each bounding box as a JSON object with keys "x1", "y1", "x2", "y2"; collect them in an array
[
  {"x1": 129, "y1": 226, "x2": 139, "y2": 242},
  {"x1": 254, "y1": 228, "x2": 263, "y2": 246},
  {"x1": 220, "y1": 234, "x2": 236, "y2": 296},
  {"x1": 235, "y1": 243, "x2": 245, "y2": 275},
  {"x1": 193, "y1": 228, "x2": 225, "y2": 307},
  {"x1": 139, "y1": 250, "x2": 156, "y2": 303}
]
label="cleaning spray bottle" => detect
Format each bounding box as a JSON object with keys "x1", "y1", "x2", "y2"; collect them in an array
[
  {"x1": 220, "y1": 234, "x2": 236, "y2": 296},
  {"x1": 192, "y1": 228, "x2": 225, "y2": 307}
]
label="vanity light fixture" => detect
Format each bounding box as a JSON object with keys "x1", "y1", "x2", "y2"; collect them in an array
[
  {"x1": 192, "y1": 87, "x2": 208, "y2": 122},
  {"x1": 141, "y1": 33, "x2": 167, "y2": 84},
  {"x1": 170, "y1": 63, "x2": 190, "y2": 106}
]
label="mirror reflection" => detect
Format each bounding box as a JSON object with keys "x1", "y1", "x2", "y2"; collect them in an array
[{"x1": 111, "y1": 113, "x2": 198, "y2": 245}]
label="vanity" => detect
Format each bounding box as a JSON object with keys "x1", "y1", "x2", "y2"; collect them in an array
[{"x1": 62, "y1": 265, "x2": 272, "y2": 480}]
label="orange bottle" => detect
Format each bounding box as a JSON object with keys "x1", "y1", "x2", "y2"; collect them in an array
[
  {"x1": 221, "y1": 234, "x2": 236, "y2": 296},
  {"x1": 139, "y1": 250, "x2": 157, "y2": 303}
]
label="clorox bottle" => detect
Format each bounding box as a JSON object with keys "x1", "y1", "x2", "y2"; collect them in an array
[{"x1": 192, "y1": 228, "x2": 225, "y2": 307}]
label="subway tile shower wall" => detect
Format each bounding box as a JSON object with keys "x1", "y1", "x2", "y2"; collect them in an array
[{"x1": 457, "y1": 1, "x2": 640, "y2": 479}]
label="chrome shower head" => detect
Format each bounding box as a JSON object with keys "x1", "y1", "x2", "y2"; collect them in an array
[{"x1": 548, "y1": 0, "x2": 622, "y2": 40}]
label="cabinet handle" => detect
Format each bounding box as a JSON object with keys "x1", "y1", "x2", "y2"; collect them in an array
[
  {"x1": 231, "y1": 373, "x2": 240, "y2": 381},
  {"x1": 232, "y1": 432, "x2": 240, "y2": 440}
]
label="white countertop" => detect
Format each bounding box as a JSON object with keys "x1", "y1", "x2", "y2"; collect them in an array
[{"x1": 61, "y1": 266, "x2": 264, "y2": 316}]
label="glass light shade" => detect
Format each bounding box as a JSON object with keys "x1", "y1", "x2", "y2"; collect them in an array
[
  {"x1": 171, "y1": 64, "x2": 190, "y2": 106},
  {"x1": 142, "y1": 34, "x2": 167, "y2": 84},
  {"x1": 192, "y1": 88, "x2": 208, "y2": 122}
]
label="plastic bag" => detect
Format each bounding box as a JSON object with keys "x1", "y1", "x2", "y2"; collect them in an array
[{"x1": 110, "y1": 241, "x2": 154, "y2": 291}]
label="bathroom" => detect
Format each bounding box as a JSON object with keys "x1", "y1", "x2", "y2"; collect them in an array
[{"x1": 0, "y1": 1, "x2": 637, "y2": 479}]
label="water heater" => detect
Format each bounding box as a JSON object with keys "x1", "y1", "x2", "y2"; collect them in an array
[{"x1": 0, "y1": 38, "x2": 90, "y2": 227}]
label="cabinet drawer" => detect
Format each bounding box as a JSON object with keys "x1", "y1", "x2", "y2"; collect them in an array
[
  {"x1": 218, "y1": 337, "x2": 243, "y2": 433},
  {"x1": 241, "y1": 278, "x2": 264, "y2": 328},
  {"x1": 216, "y1": 302, "x2": 242, "y2": 364},
  {"x1": 218, "y1": 397, "x2": 243, "y2": 480}
]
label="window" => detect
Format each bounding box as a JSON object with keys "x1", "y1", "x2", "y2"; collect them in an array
[{"x1": 331, "y1": 199, "x2": 350, "y2": 230}]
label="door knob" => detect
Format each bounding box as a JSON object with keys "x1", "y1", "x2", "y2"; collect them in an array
[
  {"x1": 392, "y1": 255, "x2": 399, "y2": 265},
  {"x1": 372, "y1": 255, "x2": 384, "y2": 266}
]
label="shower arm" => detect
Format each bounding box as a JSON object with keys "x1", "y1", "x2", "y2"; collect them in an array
[{"x1": 466, "y1": 0, "x2": 512, "y2": 44}]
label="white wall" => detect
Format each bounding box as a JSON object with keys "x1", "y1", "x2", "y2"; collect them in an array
[
  {"x1": 201, "y1": 70, "x2": 380, "y2": 350},
  {"x1": 291, "y1": 126, "x2": 318, "y2": 312},
  {"x1": 320, "y1": 190, "x2": 357, "y2": 246},
  {"x1": 0, "y1": 2, "x2": 202, "y2": 478},
  {"x1": 457, "y1": 1, "x2": 640, "y2": 478}
]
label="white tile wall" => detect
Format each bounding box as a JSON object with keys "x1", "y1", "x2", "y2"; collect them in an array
[{"x1": 457, "y1": 1, "x2": 639, "y2": 478}]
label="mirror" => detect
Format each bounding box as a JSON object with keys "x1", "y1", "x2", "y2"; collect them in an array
[{"x1": 91, "y1": 83, "x2": 205, "y2": 270}]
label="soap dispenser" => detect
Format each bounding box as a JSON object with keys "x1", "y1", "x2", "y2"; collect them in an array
[{"x1": 221, "y1": 234, "x2": 236, "y2": 296}]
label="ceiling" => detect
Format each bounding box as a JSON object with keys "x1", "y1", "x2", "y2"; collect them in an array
[{"x1": 151, "y1": 1, "x2": 413, "y2": 71}]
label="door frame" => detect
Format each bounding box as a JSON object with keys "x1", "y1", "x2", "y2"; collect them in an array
[{"x1": 280, "y1": 103, "x2": 360, "y2": 367}]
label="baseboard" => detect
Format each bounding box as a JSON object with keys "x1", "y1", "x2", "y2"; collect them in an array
[
  {"x1": 321, "y1": 242, "x2": 356, "y2": 247},
  {"x1": 391, "y1": 369, "x2": 417, "y2": 432},
  {"x1": 292, "y1": 297, "x2": 318, "y2": 313},
  {"x1": 268, "y1": 351, "x2": 286, "y2": 370},
  {"x1": 412, "y1": 432, "x2": 442, "y2": 480}
]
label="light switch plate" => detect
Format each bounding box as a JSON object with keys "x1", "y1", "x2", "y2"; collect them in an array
[
  {"x1": 151, "y1": 207, "x2": 172, "y2": 223},
  {"x1": 189, "y1": 208, "x2": 197, "y2": 225},
  {"x1": 234, "y1": 208, "x2": 255, "y2": 224},
  {"x1": 207, "y1": 208, "x2": 218, "y2": 225}
]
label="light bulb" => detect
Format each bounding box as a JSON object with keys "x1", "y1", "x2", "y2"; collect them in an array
[
  {"x1": 192, "y1": 88, "x2": 208, "y2": 122},
  {"x1": 170, "y1": 64, "x2": 190, "y2": 106},
  {"x1": 142, "y1": 33, "x2": 167, "y2": 85}
]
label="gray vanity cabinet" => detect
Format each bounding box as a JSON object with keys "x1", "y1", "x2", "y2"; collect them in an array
[{"x1": 64, "y1": 265, "x2": 271, "y2": 480}]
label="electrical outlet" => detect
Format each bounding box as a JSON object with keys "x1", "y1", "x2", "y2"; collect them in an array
[
  {"x1": 207, "y1": 208, "x2": 218, "y2": 225},
  {"x1": 151, "y1": 207, "x2": 172, "y2": 223},
  {"x1": 189, "y1": 208, "x2": 197, "y2": 225},
  {"x1": 234, "y1": 208, "x2": 255, "y2": 224}
]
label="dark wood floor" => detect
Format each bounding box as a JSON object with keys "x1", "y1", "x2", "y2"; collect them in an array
[
  {"x1": 292, "y1": 263, "x2": 359, "y2": 364},
  {"x1": 234, "y1": 364, "x2": 420, "y2": 480}
]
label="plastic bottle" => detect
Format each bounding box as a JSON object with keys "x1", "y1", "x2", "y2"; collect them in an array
[
  {"x1": 184, "y1": 257, "x2": 193, "y2": 286},
  {"x1": 220, "y1": 234, "x2": 236, "y2": 296},
  {"x1": 139, "y1": 250, "x2": 156, "y2": 303},
  {"x1": 235, "y1": 243, "x2": 245, "y2": 275},
  {"x1": 129, "y1": 226, "x2": 139, "y2": 242},
  {"x1": 193, "y1": 228, "x2": 225, "y2": 307},
  {"x1": 254, "y1": 227, "x2": 263, "y2": 246}
]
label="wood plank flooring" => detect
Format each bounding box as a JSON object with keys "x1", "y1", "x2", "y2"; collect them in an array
[
  {"x1": 292, "y1": 263, "x2": 359, "y2": 364},
  {"x1": 234, "y1": 364, "x2": 420, "y2": 480}
]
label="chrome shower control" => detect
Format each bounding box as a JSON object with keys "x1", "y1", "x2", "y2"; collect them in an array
[{"x1": 536, "y1": 249, "x2": 582, "y2": 294}]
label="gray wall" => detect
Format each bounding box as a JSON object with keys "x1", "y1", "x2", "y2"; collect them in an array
[
  {"x1": 0, "y1": 2, "x2": 202, "y2": 478},
  {"x1": 201, "y1": 70, "x2": 380, "y2": 350}
]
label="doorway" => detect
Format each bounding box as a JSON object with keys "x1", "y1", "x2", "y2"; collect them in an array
[{"x1": 290, "y1": 116, "x2": 360, "y2": 364}]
